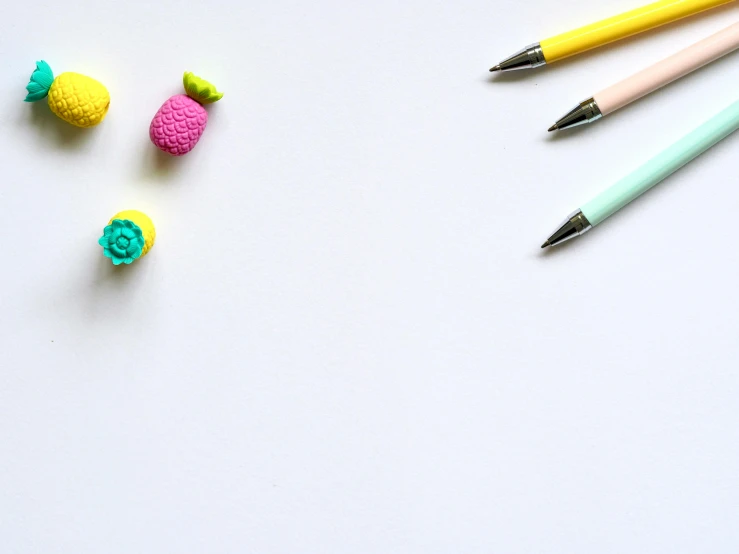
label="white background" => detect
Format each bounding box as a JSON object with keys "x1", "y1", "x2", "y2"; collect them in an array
[{"x1": 2, "y1": 0, "x2": 739, "y2": 552}]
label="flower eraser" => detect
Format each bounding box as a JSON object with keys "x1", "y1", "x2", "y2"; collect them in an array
[
  {"x1": 149, "y1": 71, "x2": 224, "y2": 156},
  {"x1": 98, "y1": 211, "x2": 156, "y2": 266},
  {"x1": 25, "y1": 60, "x2": 110, "y2": 128}
]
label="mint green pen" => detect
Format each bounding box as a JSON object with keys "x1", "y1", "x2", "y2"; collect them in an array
[{"x1": 542, "y1": 100, "x2": 739, "y2": 248}]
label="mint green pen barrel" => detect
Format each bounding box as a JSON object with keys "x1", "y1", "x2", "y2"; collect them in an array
[{"x1": 581, "y1": 100, "x2": 739, "y2": 226}]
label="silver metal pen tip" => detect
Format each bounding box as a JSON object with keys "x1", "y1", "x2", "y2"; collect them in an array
[
  {"x1": 543, "y1": 210, "x2": 593, "y2": 248},
  {"x1": 547, "y1": 124, "x2": 558, "y2": 132},
  {"x1": 551, "y1": 98, "x2": 603, "y2": 131},
  {"x1": 490, "y1": 43, "x2": 546, "y2": 72}
]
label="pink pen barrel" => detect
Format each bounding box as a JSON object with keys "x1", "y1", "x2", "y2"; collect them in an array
[{"x1": 594, "y1": 22, "x2": 739, "y2": 115}]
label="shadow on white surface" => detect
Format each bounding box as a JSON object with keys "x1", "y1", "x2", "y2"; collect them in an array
[
  {"x1": 77, "y1": 254, "x2": 152, "y2": 324},
  {"x1": 544, "y1": 122, "x2": 592, "y2": 141},
  {"x1": 25, "y1": 248, "x2": 155, "y2": 357},
  {"x1": 485, "y1": 70, "x2": 540, "y2": 84},
  {"x1": 25, "y1": 101, "x2": 98, "y2": 150},
  {"x1": 139, "y1": 142, "x2": 188, "y2": 182},
  {"x1": 537, "y1": 234, "x2": 591, "y2": 258}
]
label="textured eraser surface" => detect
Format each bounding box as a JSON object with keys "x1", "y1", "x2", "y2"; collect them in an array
[
  {"x1": 98, "y1": 210, "x2": 156, "y2": 265},
  {"x1": 150, "y1": 94, "x2": 208, "y2": 156},
  {"x1": 48, "y1": 72, "x2": 109, "y2": 128},
  {"x1": 111, "y1": 211, "x2": 156, "y2": 256}
]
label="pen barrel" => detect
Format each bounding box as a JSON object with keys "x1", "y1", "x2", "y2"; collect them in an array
[
  {"x1": 595, "y1": 22, "x2": 739, "y2": 114},
  {"x1": 581, "y1": 101, "x2": 739, "y2": 226},
  {"x1": 540, "y1": 0, "x2": 734, "y2": 63}
]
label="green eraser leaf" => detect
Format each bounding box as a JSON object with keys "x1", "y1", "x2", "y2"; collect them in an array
[
  {"x1": 183, "y1": 71, "x2": 224, "y2": 104},
  {"x1": 24, "y1": 60, "x2": 54, "y2": 102}
]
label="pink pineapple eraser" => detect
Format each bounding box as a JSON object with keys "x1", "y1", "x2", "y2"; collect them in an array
[{"x1": 149, "y1": 72, "x2": 223, "y2": 156}]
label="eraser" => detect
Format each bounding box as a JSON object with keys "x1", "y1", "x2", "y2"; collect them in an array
[
  {"x1": 25, "y1": 60, "x2": 110, "y2": 128},
  {"x1": 150, "y1": 71, "x2": 223, "y2": 156},
  {"x1": 98, "y1": 211, "x2": 156, "y2": 266}
]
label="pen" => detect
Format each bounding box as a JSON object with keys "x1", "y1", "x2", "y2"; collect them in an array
[
  {"x1": 490, "y1": 0, "x2": 735, "y2": 72},
  {"x1": 550, "y1": 21, "x2": 739, "y2": 131},
  {"x1": 541, "y1": 100, "x2": 739, "y2": 247}
]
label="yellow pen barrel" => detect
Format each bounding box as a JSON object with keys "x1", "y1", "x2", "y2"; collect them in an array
[{"x1": 540, "y1": 0, "x2": 734, "y2": 62}]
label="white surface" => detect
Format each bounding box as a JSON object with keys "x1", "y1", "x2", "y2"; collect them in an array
[{"x1": 2, "y1": 0, "x2": 739, "y2": 552}]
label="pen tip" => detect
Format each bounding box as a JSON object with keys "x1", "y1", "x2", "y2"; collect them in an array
[
  {"x1": 548, "y1": 124, "x2": 558, "y2": 132},
  {"x1": 489, "y1": 65, "x2": 501, "y2": 72},
  {"x1": 541, "y1": 241, "x2": 551, "y2": 249}
]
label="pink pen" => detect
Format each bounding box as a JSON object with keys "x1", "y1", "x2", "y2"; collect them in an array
[{"x1": 549, "y1": 21, "x2": 739, "y2": 131}]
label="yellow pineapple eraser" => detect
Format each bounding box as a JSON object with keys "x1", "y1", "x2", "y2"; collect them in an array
[
  {"x1": 98, "y1": 211, "x2": 156, "y2": 266},
  {"x1": 25, "y1": 60, "x2": 110, "y2": 128}
]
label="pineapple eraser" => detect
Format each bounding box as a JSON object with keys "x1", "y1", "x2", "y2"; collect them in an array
[
  {"x1": 98, "y1": 211, "x2": 156, "y2": 266},
  {"x1": 24, "y1": 60, "x2": 110, "y2": 128},
  {"x1": 149, "y1": 71, "x2": 223, "y2": 156}
]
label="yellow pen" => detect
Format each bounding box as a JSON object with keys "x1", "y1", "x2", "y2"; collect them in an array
[{"x1": 490, "y1": 0, "x2": 735, "y2": 72}]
